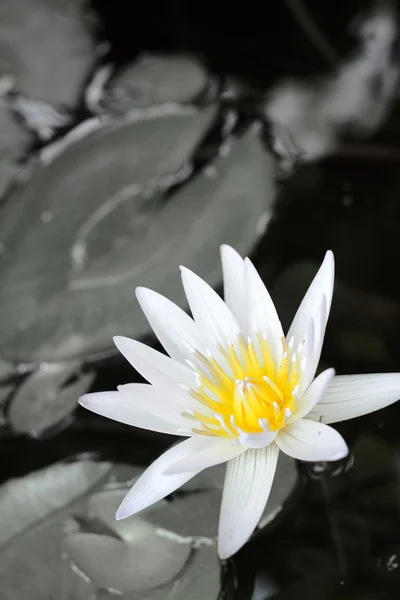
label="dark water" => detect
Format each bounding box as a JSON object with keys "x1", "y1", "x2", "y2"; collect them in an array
[{"x1": 1, "y1": 1, "x2": 400, "y2": 598}]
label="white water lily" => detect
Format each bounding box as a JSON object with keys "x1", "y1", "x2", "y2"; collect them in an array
[{"x1": 80, "y1": 246, "x2": 400, "y2": 559}]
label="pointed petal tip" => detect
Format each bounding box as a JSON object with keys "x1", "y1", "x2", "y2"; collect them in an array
[
  {"x1": 220, "y1": 244, "x2": 241, "y2": 258},
  {"x1": 113, "y1": 334, "x2": 130, "y2": 349},
  {"x1": 325, "y1": 249, "x2": 334, "y2": 260},
  {"x1": 179, "y1": 265, "x2": 193, "y2": 277},
  {"x1": 217, "y1": 544, "x2": 234, "y2": 560},
  {"x1": 115, "y1": 505, "x2": 130, "y2": 521},
  {"x1": 217, "y1": 527, "x2": 245, "y2": 559},
  {"x1": 323, "y1": 249, "x2": 335, "y2": 273},
  {"x1": 78, "y1": 393, "x2": 92, "y2": 409},
  {"x1": 179, "y1": 265, "x2": 196, "y2": 282},
  {"x1": 135, "y1": 286, "x2": 153, "y2": 301},
  {"x1": 115, "y1": 493, "x2": 139, "y2": 521}
]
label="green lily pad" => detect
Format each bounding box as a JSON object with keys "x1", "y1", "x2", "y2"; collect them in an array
[
  {"x1": 0, "y1": 114, "x2": 275, "y2": 364},
  {"x1": 0, "y1": 460, "x2": 221, "y2": 599},
  {"x1": 65, "y1": 528, "x2": 192, "y2": 593},
  {"x1": 100, "y1": 54, "x2": 209, "y2": 113},
  {"x1": 0, "y1": 106, "x2": 217, "y2": 364},
  {"x1": 0, "y1": 459, "x2": 111, "y2": 548},
  {"x1": 0, "y1": 105, "x2": 31, "y2": 199},
  {"x1": 0, "y1": 0, "x2": 96, "y2": 107},
  {"x1": 7, "y1": 362, "x2": 95, "y2": 437},
  {"x1": 66, "y1": 474, "x2": 221, "y2": 597}
]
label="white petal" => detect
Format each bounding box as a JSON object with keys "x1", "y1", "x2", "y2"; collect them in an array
[
  {"x1": 307, "y1": 373, "x2": 400, "y2": 424},
  {"x1": 136, "y1": 287, "x2": 205, "y2": 363},
  {"x1": 165, "y1": 437, "x2": 246, "y2": 474},
  {"x1": 114, "y1": 336, "x2": 197, "y2": 390},
  {"x1": 244, "y1": 258, "x2": 284, "y2": 365},
  {"x1": 290, "y1": 368, "x2": 335, "y2": 423},
  {"x1": 287, "y1": 251, "x2": 334, "y2": 387},
  {"x1": 301, "y1": 294, "x2": 328, "y2": 391},
  {"x1": 79, "y1": 391, "x2": 189, "y2": 435},
  {"x1": 180, "y1": 266, "x2": 241, "y2": 347},
  {"x1": 117, "y1": 382, "x2": 212, "y2": 422},
  {"x1": 220, "y1": 245, "x2": 246, "y2": 333},
  {"x1": 116, "y1": 438, "x2": 206, "y2": 519},
  {"x1": 218, "y1": 444, "x2": 279, "y2": 559},
  {"x1": 276, "y1": 419, "x2": 348, "y2": 462},
  {"x1": 238, "y1": 429, "x2": 278, "y2": 449}
]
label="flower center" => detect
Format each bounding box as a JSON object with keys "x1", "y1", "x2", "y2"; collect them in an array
[{"x1": 182, "y1": 334, "x2": 304, "y2": 439}]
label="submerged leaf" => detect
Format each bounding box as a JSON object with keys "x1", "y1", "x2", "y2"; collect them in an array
[
  {"x1": 100, "y1": 53, "x2": 209, "y2": 113},
  {"x1": 0, "y1": 459, "x2": 111, "y2": 547},
  {"x1": 7, "y1": 362, "x2": 95, "y2": 437}
]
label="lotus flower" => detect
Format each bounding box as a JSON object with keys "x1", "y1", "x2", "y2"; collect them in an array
[{"x1": 80, "y1": 246, "x2": 400, "y2": 558}]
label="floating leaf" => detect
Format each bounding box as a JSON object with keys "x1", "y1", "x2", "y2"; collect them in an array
[
  {"x1": 0, "y1": 460, "x2": 221, "y2": 599},
  {"x1": 0, "y1": 0, "x2": 96, "y2": 107},
  {"x1": 0, "y1": 106, "x2": 217, "y2": 363},
  {"x1": 0, "y1": 115, "x2": 274, "y2": 364},
  {"x1": 100, "y1": 54, "x2": 209, "y2": 113},
  {"x1": 65, "y1": 527, "x2": 191, "y2": 593},
  {"x1": 0, "y1": 105, "x2": 31, "y2": 198},
  {"x1": 7, "y1": 362, "x2": 95, "y2": 436},
  {"x1": 88, "y1": 488, "x2": 153, "y2": 542},
  {"x1": 0, "y1": 459, "x2": 111, "y2": 547},
  {"x1": 67, "y1": 477, "x2": 220, "y2": 598}
]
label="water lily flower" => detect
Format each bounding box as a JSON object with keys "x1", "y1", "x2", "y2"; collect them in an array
[{"x1": 80, "y1": 246, "x2": 400, "y2": 559}]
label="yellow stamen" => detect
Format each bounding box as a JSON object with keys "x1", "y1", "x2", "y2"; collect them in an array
[{"x1": 184, "y1": 337, "x2": 303, "y2": 438}]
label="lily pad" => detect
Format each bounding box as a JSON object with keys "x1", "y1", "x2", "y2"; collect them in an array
[
  {"x1": 0, "y1": 460, "x2": 221, "y2": 599},
  {"x1": 7, "y1": 362, "x2": 95, "y2": 437},
  {"x1": 0, "y1": 0, "x2": 96, "y2": 107},
  {"x1": 66, "y1": 477, "x2": 220, "y2": 597},
  {"x1": 98, "y1": 54, "x2": 209, "y2": 114},
  {"x1": 0, "y1": 105, "x2": 31, "y2": 199},
  {"x1": 65, "y1": 527, "x2": 192, "y2": 593},
  {"x1": 0, "y1": 459, "x2": 111, "y2": 547},
  {"x1": 0, "y1": 106, "x2": 217, "y2": 364},
  {"x1": 0, "y1": 114, "x2": 275, "y2": 364}
]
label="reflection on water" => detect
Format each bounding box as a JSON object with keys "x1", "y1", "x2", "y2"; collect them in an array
[{"x1": 1, "y1": 0, "x2": 400, "y2": 598}]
